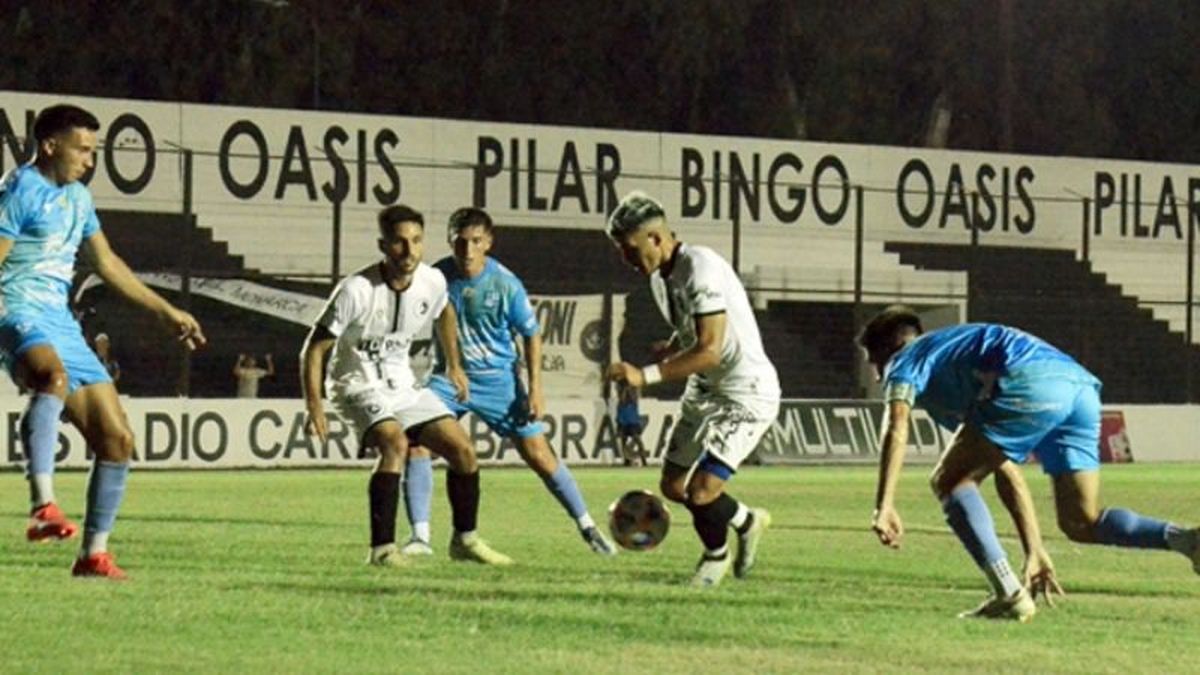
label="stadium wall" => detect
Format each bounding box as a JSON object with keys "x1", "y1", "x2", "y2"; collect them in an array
[{"x1": 2, "y1": 397, "x2": 1193, "y2": 469}]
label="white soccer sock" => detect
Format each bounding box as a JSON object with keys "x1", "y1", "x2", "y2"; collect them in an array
[
  {"x1": 576, "y1": 514, "x2": 596, "y2": 531},
  {"x1": 729, "y1": 503, "x2": 751, "y2": 531},
  {"x1": 413, "y1": 522, "x2": 431, "y2": 543},
  {"x1": 30, "y1": 474, "x2": 55, "y2": 509},
  {"x1": 82, "y1": 531, "x2": 110, "y2": 558},
  {"x1": 984, "y1": 558, "x2": 1023, "y2": 597},
  {"x1": 706, "y1": 545, "x2": 729, "y2": 559}
]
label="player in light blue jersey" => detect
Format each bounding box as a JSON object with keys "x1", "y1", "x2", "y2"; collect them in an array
[
  {"x1": 0, "y1": 104, "x2": 206, "y2": 579},
  {"x1": 401, "y1": 207, "x2": 616, "y2": 557},
  {"x1": 862, "y1": 306, "x2": 1199, "y2": 621}
]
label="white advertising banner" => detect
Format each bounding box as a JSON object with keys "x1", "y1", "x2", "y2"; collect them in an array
[{"x1": 0, "y1": 396, "x2": 678, "y2": 470}]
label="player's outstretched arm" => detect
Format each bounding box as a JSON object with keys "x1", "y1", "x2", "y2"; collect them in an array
[
  {"x1": 0, "y1": 239, "x2": 14, "y2": 267},
  {"x1": 994, "y1": 463, "x2": 1065, "y2": 605},
  {"x1": 300, "y1": 325, "x2": 335, "y2": 442},
  {"x1": 436, "y1": 303, "x2": 469, "y2": 402},
  {"x1": 872, "y1": 400, "x2": 911, "y2": 549},
  {"x1": 81, "y1": 232, "x2": 206, "y2": 350}
]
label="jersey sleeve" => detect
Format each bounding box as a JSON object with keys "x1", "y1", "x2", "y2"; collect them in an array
[
  {"x1": 0, "y1": 178, "x2": 29, "y2": 240},
  {"x1": 507, "y1": 277, "x2": 540, "y2": 337},
  {"x1": 315, "y1": 279, "x2": 364, "y2": 337},
  {"x1": 880, "y1": 350, "x2": 928, "y2": 406},
  {"x1": 686, "y1": 255, "x2": 727, "y2": 317},
  {"x1": 80, "y1": 189, "x2": 101, "y2": 238}
]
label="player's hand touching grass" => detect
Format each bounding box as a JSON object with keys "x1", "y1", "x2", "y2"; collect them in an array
[
  {"x1": 872, "y1": 506, "x2": 904, "y2": 548},
  {"x1": 1023, "y1": 548, "x2": 1065, "y2": 606}
]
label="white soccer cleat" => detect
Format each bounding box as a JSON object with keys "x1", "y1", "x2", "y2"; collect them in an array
[
  {"x1": 690, "y1": 552, "x2": 732, "y2": 588},
  {"x1": 450, "y1": 534, "x2": 514, "y2": 566},
  {"x1": 399, "y1": 537, "x2": 434, "y2": 556},
  {"x1": 957, "y1": 588, "x2": 1037, "y2": 623},
  {"x1": 734, "y1": 508, "x2": 771, "y2": 578},
  {"x1": 582, "y1": 526, "x2": 618, "y2": 556},
  {"x1": 366, "y1": 544, "x2": 408, "y2": 568}
]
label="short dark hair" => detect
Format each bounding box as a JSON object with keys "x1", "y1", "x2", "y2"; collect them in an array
[
  {"x1": 606, "y1": 191, "x2": 665, "y2": 240},
  {"x1": 34, "y1": 104, "x2": 100, "y2": 143},
  {"x1": 377, "y1": 204, "x2": 424, "y2": 235},
  {"x1": 448, "y1": 207, "x2": 493, "y2": 237},
  {"x1": 857, "y1": 305, "x2": 924, "y2": 352}
]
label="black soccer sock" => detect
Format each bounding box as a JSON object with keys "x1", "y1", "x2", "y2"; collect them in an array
[
  {"x1": 687, "y1": 493, "x2": 739, "y2": 552},
  {"x1": 368, "y1": 471, "x2": 401, "y2": 547},
  {"x1": 446, "y1": 469, "x2": 480, "y2": 534}
]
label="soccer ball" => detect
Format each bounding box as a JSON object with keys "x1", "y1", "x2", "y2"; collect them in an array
[{"x1": 607, "y1": 489, "x2": 671, "y2": 551}]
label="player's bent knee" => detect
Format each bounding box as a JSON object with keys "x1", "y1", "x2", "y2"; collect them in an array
[
  {"x1": 94, "y1": 426, "x2": 135, "y2": 463},
  {"x1": 441, "y1": 445, "x2": 477, "y2": 474},
  {"x1": 29, "y1": 369, "x2": 69, "y2": 397},
  {"x1": 659, "y1": 478, "x2": 687, "y2": 503},
  {"x1": 1057, "y1": 514, "x2": 1097, "y2": 543}
]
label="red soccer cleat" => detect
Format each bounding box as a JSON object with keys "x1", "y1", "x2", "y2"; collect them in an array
[
  {"x1": 26, "y1": 502, "x2": 80, "y2": 542},
  {"x1": 71, "y1": 552, "x2": 128, "y2": 580}
]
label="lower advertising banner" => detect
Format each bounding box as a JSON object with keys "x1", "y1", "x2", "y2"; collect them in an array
[
  {"x1": 756, "y1": 400, "x2": 953, "y2": 464},
  {"x1": 0, "y1": 396, "x2": 1148, "y2": 470}
]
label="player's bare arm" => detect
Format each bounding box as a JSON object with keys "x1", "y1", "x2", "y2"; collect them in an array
[
  {"x1": 994, "y1": 463, "x2": 1065, "y2": 604},
  {"x1": 81, "y1": 231, "x2": 206, "y2": 350},
  {"x1": 872, "y1": 399, "x2": 911, "y2": 548},
  {"x1": 524, "y1": 332, "x2": 545, "y2": 419},
  {"x1": 608, "y1": 312, "x2": 725, "y2": 388},
  {"x1": 436, "y1": 302, "x2": 469, "y2": 402},
  {"x1": 300, "y1": 325, "x2": 336, "y2": 442},
  {"x1": 0, "y1": 238, "x2": 13, "y2": 266}
]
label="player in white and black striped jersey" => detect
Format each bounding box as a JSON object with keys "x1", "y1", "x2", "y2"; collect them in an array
[
  {"x1": 300, "y1": 204, "x2": 512, "y2": 567},
  {"x1": 605, "y1": 191, "x2": 781, "y2": 588}
]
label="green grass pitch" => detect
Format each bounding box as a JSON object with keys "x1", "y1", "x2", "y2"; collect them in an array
[{"x1": 2, "y1": 463, "x2": 1197, "y2": 673}]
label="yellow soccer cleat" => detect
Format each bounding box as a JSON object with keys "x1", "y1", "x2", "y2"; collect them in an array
[
  {"x1": 690, "y1": 552, "x2": 732, "y2": 588},
  {"x1": 450, "y1": 534, "x2": 514, "y2": 566},
  {"x1": 734, "y1": 508, "x2": 772, "y2": 578},
  {"x1": 957, "y1": 588, "x2": 1037, "y2": 623},
  {"x1": 366, "y1": 544, "x2": 408, "y2": 568}
]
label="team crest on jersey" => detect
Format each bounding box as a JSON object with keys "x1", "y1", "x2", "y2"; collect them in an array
[{"x1": 483, "y1": 290, "x2": 499, "y2": 308}]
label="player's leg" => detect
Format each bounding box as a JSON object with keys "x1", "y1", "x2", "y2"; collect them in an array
[
  {"x1": 512, "y1": 431, "x2": 616, "y2": 555},
  {"x1": 62, "y1": 382, "x2": 133, "y2": 579},
  {"x1": 930, "y1": 424, "x2": 1033, "y2": 620},
  {"x1": 400, "y1": 445, "x2": 435, "y2": 555},
  {"x1": 362, "y1": 419, "x2": 410, "y2": 567},
  {"x1": 1042, "y1": 383, "x2": 1197, "y2": 570},
  {"x1": 412, "y1": 396, "x2": 511, "y2": 564},
  {"x1": 11, "y1": 343, "x2": 77, "y2": 541}
]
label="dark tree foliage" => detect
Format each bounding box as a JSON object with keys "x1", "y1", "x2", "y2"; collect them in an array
[{"x1": 1, "y1": 0, "x2": 1195, "y2": 162}]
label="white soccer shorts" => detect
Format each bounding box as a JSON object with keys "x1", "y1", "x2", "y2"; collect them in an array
[
  {"x1": 665, "y1": 391, "x2": 780, "y2": 471},
  {"x1": 332, "y1": 384, "x2": 452, "y2": 443}
]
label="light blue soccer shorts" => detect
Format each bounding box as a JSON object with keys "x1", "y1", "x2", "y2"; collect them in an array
[
  {"x1": 427, "y1": 370, "x2": 545, "y2": 439},
  {"x1": 0, "y1": 308, "x2": 112, "y2": 393},
  {"x1": 969, "y1": 364, "x2": 1101, "y2": 476}
]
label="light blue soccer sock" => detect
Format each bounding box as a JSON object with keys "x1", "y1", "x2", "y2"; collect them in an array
[
  {"x1": 21, "y1": 393, "x2": 65, "y2": 508},
  {"x1": 82, "y1": 461, "x2": 130, "y2": 556},
  {"x1": 542, "y1": 463, "x2": 594, "y2": 530},
  {"x1": 943, "y1": 484, "x2": 1022, "y2": 597},
  {"x1": 1094, "y1": 508, "x2": 1172, "y2": 549},
  {"x1": 404, "y1": 456, "x2": 434, "y2": 542}
]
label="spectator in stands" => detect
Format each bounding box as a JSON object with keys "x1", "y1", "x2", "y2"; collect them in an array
[
  {"x1": 233, "y1": 353, "x2": 273, "y2": 398},
  {"x1": 92, "y1": 333, "x2": 120, "y2": 383},
  {"x1": 614, "y1": 383, "x2": 647, "y2": 466},
  {"x1": 862, "y1": 305, "x2": 1200, "y2": 622}
]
